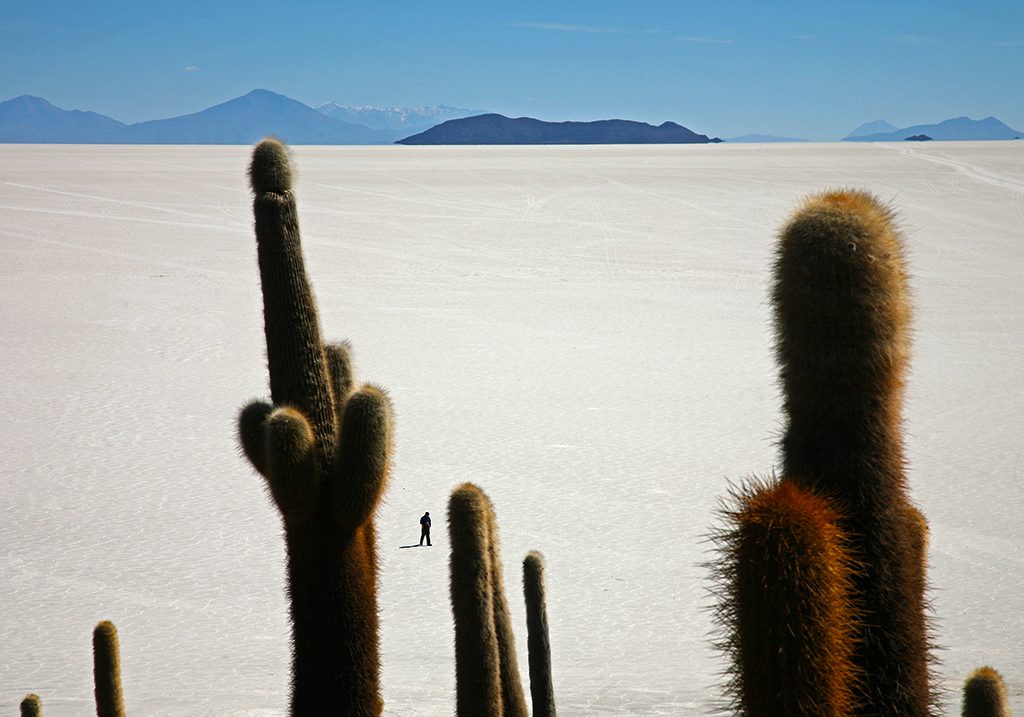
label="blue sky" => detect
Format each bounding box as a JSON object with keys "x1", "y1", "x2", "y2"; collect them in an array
[{"x1": 2, "y1": 0, "x2": 1021, "y2": 140}]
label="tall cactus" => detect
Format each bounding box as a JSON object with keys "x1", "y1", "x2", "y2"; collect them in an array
[
  {"x1": 712, "y1": 480, "x2": 860, "y2": 717},
  {"x1": 237, "y1": 138, "x2": 394, "y2": 716},
  {"x1": 20, "y1": 694, "x2": 42, "y2": 717},
  {"x1": 448, "y1": 483, "x2": 529, "y2": 717},
  {"x1": 523, "y1": 551, "x2": 556, "y2": 717},
  {"x1": 773, "y1": 190, "x2": 933, "y2": 716},
  {"x1": 962, "y1": 666, "x2": 1012, "y2": 717},
  {"x1": 92, "y1": 620, "x2": 126, "y2": 717},
  {"x1": 714, "y1": 190, "x2": 936, "y2": 716}
]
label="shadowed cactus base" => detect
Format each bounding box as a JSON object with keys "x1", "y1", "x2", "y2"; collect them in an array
[{"x1": 237, "y1": 138, "x2": 394, "y2": 717}]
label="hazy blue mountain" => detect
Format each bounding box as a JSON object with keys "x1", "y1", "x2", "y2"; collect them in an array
[
  {"x1": 397, "y1": 114, "x2": 721, "y2": 145},
  {"x1": 118, "y1": 89, "x2": 394, "y2": 145},
  {"x1": 316, "y1": 103, "x2": 487, "y2": 132},
  {"x1": 844, "y1": 116, "x2": 1023, "y2": 142},
  {"x1": 844, "y1": 119, "x2": 898, "y2": 139},
  {"x1": 0, "y1": 95, "x2": 126, "y2": 142},
  {"x1": 725, "y1": 134, "x2": 809, "y2": 143}
]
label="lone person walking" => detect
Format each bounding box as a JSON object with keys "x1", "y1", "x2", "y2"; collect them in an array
[{"x1": 419, "y1": 511, "x2": 432, "y2": 546}]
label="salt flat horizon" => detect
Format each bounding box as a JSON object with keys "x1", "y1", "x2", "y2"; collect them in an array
[{"x1": 1, "y1": 142, "x2": 1022, "y2": 715}]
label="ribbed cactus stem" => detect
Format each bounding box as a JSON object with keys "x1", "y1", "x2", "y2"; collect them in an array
[
  {"x1": 773, "y1": 190, "x2": 933, "y2": 716},
  {"x1": 962, "y1": 666, "x2": 1012, "y2": 717},
  {"x1": 92, "y1": 620, "x2": 126, "y2": 717},
  {"x1": 523, "y1": 551, "x2": 556, "y2": 717},
  {"x1": 20, "y1": 693, "x2": 43, "y2": 717}
]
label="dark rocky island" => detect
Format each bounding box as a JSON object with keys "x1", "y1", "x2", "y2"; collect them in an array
[
  {"x1": 904, "y1": 134, "x2": 933, "y2": 141},
  {"x1": 396, "y1": 113, "x2": 721, "y2": 145}
]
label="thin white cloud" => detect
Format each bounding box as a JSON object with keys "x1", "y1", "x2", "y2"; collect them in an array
[
  {"x1": 511, "y1": 21, "x2": 658, "y2": 35},
  {"x1": 182, "y1": 66, "x2": 201, "y2": 72},
  {"x1": 679, "y1": 36, "x2": 733, "y2": 45}
]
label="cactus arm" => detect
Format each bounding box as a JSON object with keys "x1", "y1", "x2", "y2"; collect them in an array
[
  {"x1": 326, "y1": 341, "x2": 355, "y2": 408},
  {"x1": 962, "y1": 666, "x2": 1011, "y2": 717},
  {"x1": 249, "y1": 139, "x2": 336, "y2": 461},
  {"x1": 263, "y1": 406, "x2": 319, "y2": 523},
  {"x1": 238, "y1": 400, "x2": 273, "y2": 477},
  {"x1": 331, "y1": 385, "x2": 393, "y2": 531}
]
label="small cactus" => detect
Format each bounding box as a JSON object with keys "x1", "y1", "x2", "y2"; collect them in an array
[
  {"x1": 962, "y1": 666, "x2": 1012, "y2": 717},
  {"x1": 92, "y1": 620, "x2": 126, "y2": 717},
  {"x1": 523, "y1": 551, "x2": 556, "y2": 717},
  {"x1": 20, "y1": 694, "x2": 42, "y2": 717}
]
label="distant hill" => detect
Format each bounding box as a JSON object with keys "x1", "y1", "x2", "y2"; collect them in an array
[
  {"x1": 725, "y1": 134, "x2": 809, "y2": 143},
  {"x1": 317, "y1": 103, "x2": 487, "y2": 131},
  {"x1": 119, "y1": 89, "x2": 393, "y2": 145},
  {"x1": 396, "y1": 114, "x2": 721, "y2": 145},
  {"x1": 844, "y1": 116, "x2": 1023, "y2": 142},
  {"x1": 844, "y1": 119, "x2": 898, "y2": 139},
  {"x1": 0, "y1": 95, "x2": 126, "y2": 143}
]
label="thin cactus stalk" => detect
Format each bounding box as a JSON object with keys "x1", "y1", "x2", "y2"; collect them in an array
[
  {"x1": 92, "y1": 620, "x2": 126, "y2": 717},
  {"x1": 962, "y1": 666, "x2": 1012, "y2": 717},
  {"x1": 523, "y1": 551, "x2": 556, "y2": 717},
  {"x1": 238, "y1": 138, "x2": 393, "y2": 717},
  {"x1": 449, "y1": 483, "x2": 503, "y2": 716},
  {"x1": 20, "y1": 694, "x2": 42, "y2": 717},
  {"x1": 712, "y1": 480, "x2": 860, "y2": 717}
]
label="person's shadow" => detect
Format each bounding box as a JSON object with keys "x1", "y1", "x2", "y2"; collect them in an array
[{"x1": 399, "y1": 544, "x2": 431, "y2": 549}]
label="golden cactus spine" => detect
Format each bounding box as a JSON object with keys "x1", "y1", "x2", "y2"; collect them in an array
[
  {"x1": 238, "y1": 138, "x2": 393, "y2": 717},
  {"x1": 92, "y1": 620, "x2": 126, "y2": 717}
]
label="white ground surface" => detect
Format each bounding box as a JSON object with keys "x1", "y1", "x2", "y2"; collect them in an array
[{"x1": 1, "y1": 142, "x2": 1021, "y2": 715}]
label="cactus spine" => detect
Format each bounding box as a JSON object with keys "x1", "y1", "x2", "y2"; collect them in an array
[
  {"x1": 238, "y1": 138, "x2": 393, "y2": 716},
  {"x1": 962, "y1": 666, "x2": 1012, "y2": 717},
  {"x1": 92, "y1": 620, "x2": 126, "y2": 717},
  {"x1": 448, "y1": 483, "x2": 529, "y2": 717},
  {"x1": 20, "y1": 694, "x2": 42, "y2": 717},
  {"x1": 523, "y1": 551, "x2": 556, "y2": 717}
]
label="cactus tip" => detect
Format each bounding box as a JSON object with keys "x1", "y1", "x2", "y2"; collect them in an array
[{"x1": 249, "y1": 137, "x2": 293, "y2": 194}]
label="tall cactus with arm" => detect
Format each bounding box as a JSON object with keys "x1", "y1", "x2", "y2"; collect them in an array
[
  {"x1": 714, "y1": 190, "x2": 935, "y2": 716},
  {"x1": 237, "y1": 138, "x2": 394, "y2": 717}
]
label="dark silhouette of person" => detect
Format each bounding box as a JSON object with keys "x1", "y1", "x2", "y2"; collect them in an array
[{"x1": 419, "y1": 511, "x2": 432, "y2": 546}]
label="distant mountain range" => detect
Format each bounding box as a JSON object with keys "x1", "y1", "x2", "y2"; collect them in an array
[
  {"x1": 843, "y1": 116, "x2": 1023, "y2": 142},
  {"x1": 396, "y1": 114, "x2": 721, "y2": 145},
  {"x1": 316, "y1": 103, "x2": 487, "y2": 132},
  {"x1": 844, "y1": 119, "x2": 899, "y2": 139},
  {"x1": 0, "y1": 91, "x2": 483, "y2": 145}
]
